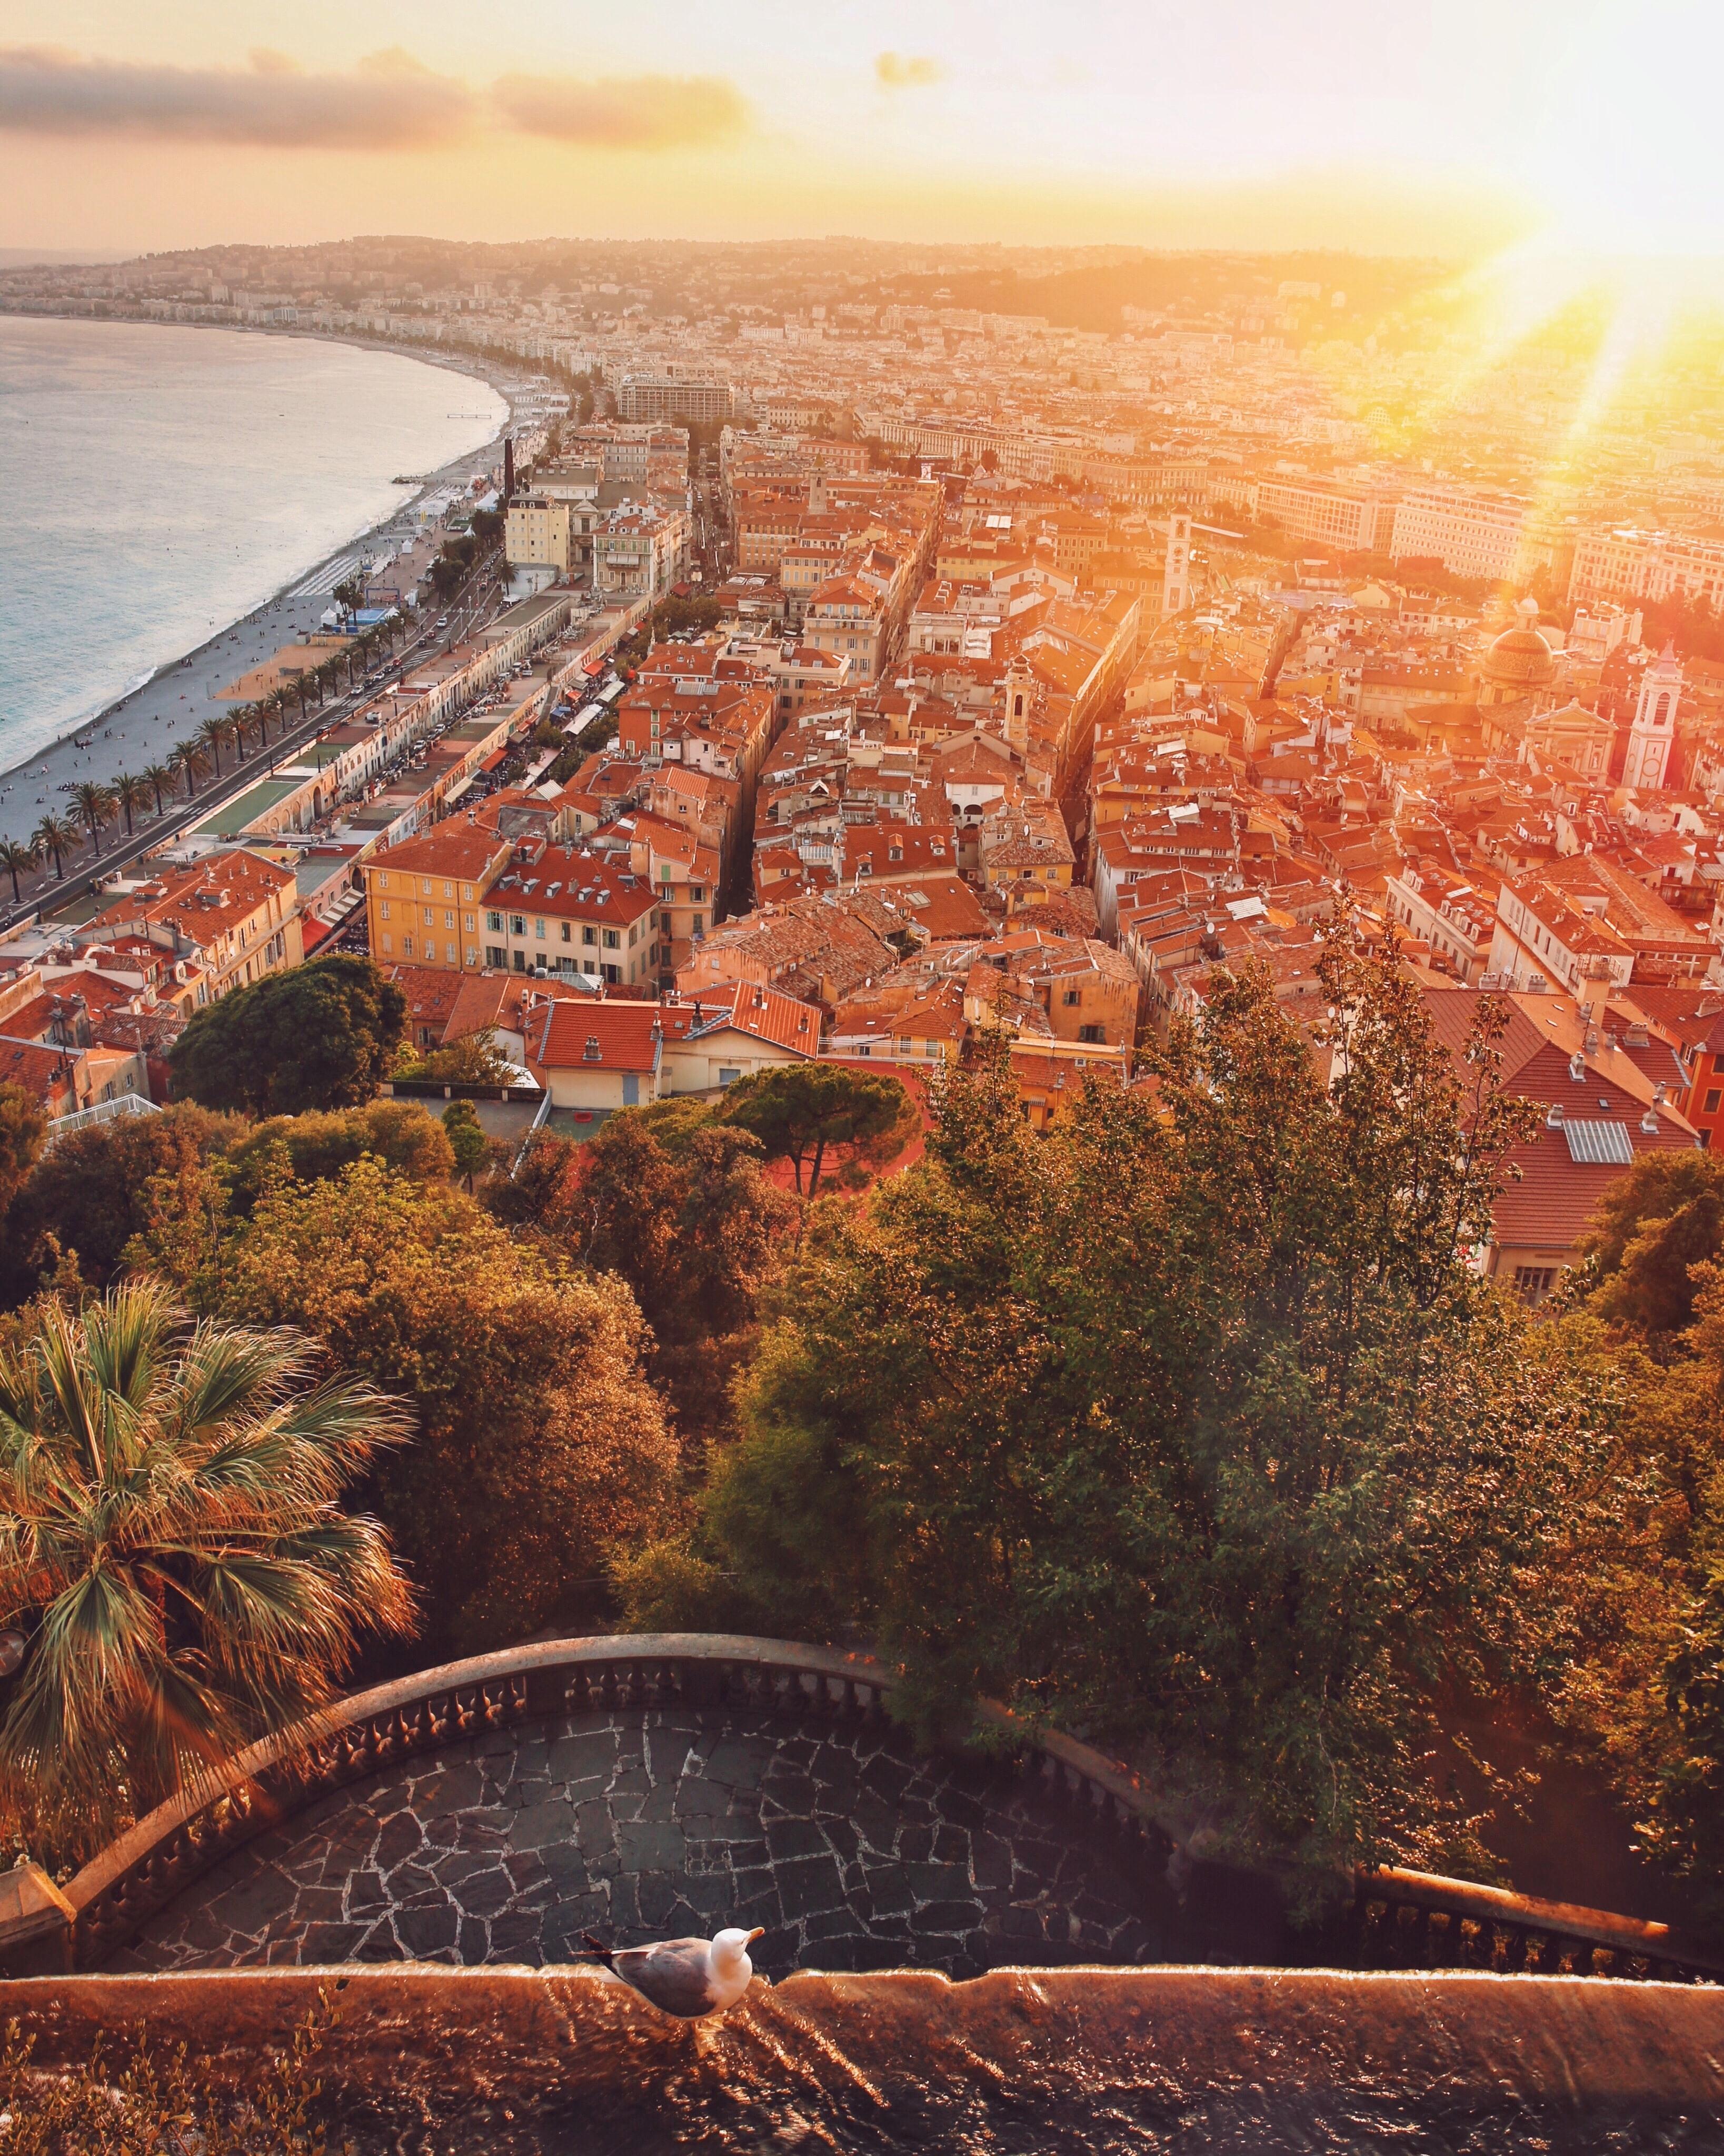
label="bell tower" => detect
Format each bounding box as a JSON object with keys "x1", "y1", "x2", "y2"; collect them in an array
[
  {"x1": 1162, "y1": 513, "x2": 1192, "y2": 616},
  {"x1": 1622, "y1": 643, "x2": 1681, "y2": 791}
]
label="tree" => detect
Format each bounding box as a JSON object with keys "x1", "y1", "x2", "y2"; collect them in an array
[
  {"x1": 170, "y1": 740, "x2": 207, "y2": 801},
  {"x1": 198, "y1": 714, "x2": 231, "y2": 779},
  {"x1": 442, "y1": 1100, "x2": 487, "y2": 1191},
  {"x1": 0, "y1": 837, "x2": 38, "y2": 906},
  {"x1": 112, "y1": 770, "x2": 151, "y2": 838},
  {"x1": 722, "y1": 1063, "x2": 912, "y2": 1194},
  {"x1": 71, "y1": 781, "x2": 116, "y2": 856},
  {"x1": 0, "y1": 1081, "x2": 47, "y2": 1217},
  {"x1": 402, "y1": 1027, "x2": 516, "y2": 1085},
  {"x1": 168, "y1": 955, "x2": 408, "y2": 1117},
  {"x1": 333, "y1": 573, "x2": 367, "y2": 616},
  {"x1": 0, "y1": 1278, "x2": 414, "y2": 1858},
  {"x1": 1579, "y1": 1150, "x2": 1724, "y2": 1340},
  {"x1": 141, "y1": 761, "x2": 176, "y2": 819},
  {"x1": 630, "y1": 937, "x2": 1619, "y2": 1895},
  {"x1": 31, "y1": 813, "x2": 77, "y2": 880},
  {"x1": 499, "y1": 1103, "x2": 792, "y2": 1446},
  {"x1": 215, "y1": 1161, "x2": 675, "y2": 1654},
  {"x1": 221, "y1": 1100, "x2": 454, "y2": 1207},
  {"x1": 4, "y1": 1101, "x2": 243, "y2": 1297}
]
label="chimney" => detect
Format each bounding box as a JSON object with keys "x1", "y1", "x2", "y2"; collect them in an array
[{"x1": 583, "y1": 1034, "x2": 602, "y2": 1062}]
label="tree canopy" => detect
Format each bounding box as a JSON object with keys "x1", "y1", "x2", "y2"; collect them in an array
[
  {"x1": 213, "y1": 1160, "x2": 675, "y2": 1654},
  {"x1": 496, "y1": 1101, "x2": 792, "y2": 1446},
  {"x1": 0, "y1": 1083, "x2": 47, "y2": 1220},
  {"x1": 0, "y1": 1279, "x2": 413, "y2": 1859},
  {"x1": 168, "y1": 956, "x2": 407, "y2": 1117},
  {"x1": 721, "y1": 1063, "x2": 913, "y2": 1194},
  {"x1": 625, "y1": 940, "x2": 1620, "y2": 1893}
]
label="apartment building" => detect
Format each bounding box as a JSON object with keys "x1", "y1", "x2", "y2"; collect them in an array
[
  {"x1": 1569, "y1": 526, "x2": 1724, "y2": 611},
  {"x1": 1253, "y1": 478, "x2": 1397, "y2": 553},
  {"x1": 87, "y1": 850, "x2": 303, "y2": 1007},
  {"x1": 615, "y1": 374, "x2": 731, "y2": 425}
]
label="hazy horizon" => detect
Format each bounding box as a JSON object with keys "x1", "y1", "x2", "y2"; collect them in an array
[{"x1": 0, "y1": 1, "x2": 1715, "y2": 266}]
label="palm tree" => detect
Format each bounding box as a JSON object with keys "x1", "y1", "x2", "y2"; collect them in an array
[
  {"x1": 0, "y1": 1280, "x2": 416, "y2": 1855},
  {"x1": 31, "y1": 812, "x2": 77, "y2": 879},
  {"x1": 142, "y1": 761, "x2": 176, "y2": 817},
  {"x1": 229, "y1": 707, "x2": 254, "y2": 763},
  {"x1": 198, "y1": 713, "x2": 231, "y2": 778},
  {"x1": 71, "y1": 780, "x2": 116, "y2": 855},
  {"x1": 170, "y1": 740, "x2": 208, "y2": 800},
  {"x1": 0, "y1": 837, "x2": 38, "y2": 906},
  {"x1": 113, "y1": 771, "x2": 151, "y2": 837}
]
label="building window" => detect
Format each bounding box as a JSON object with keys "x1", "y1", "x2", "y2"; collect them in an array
[
  {"x1": 381, "y1": 933, "x2": 394, "y2": 953},
  {"x1": 692, "y1": 915, "x2": 704, "y2": 935},
  {"x1": 584, "y1": 926, "x2": 597, "y2": 946},
  {"x1": 535, "y1": 919, "x2": 546, "y2": 940},
  {"x1": 464, "y1": 913, "x2": 475, "y2": 933},
  {"x1": 445, "y1": 943, "x2": 458, "y2": 964},
  {"x1": 603, "y1": 929, "x2": 621, "y2": 950},
  {"x1": 1063, "y1": 990, "x2": 1081, "y2": 1007},
  {"x1": 513, "y1": 951, "x2": 527, "y2": 973},
  {"x1": 402, "y1": 935, "x2": 414, "y2": 957},
  {"x1": 1706, "y1": 1089, "x2": 1722, "y2": 1115},
  {"x1": 718, "y1": 1066, "x2": 741, "y2": 1085},
  {"x1": 561, "y1": 922, "x2": 572, "y2": 943},
  {"x1": 511, "y1": 915, "x2": 527, "y2": 937},
  {"x1": 444, "y1": 911, "x2": 454, "y2": 930},
  {"x1": 486, "y1": 945, "x2": 506, "y2": 968},
  {"x1": 1512, "y1": 1265, "x2": 1559, "y2": 1304},
  {"x1": 487, "y1": 910, "x2": 503, "y2": 932}
]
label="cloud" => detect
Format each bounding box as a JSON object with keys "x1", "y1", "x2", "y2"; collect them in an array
[
  {"x1": 490, "y1": 73, "x2": 748, "y2": 150},
  {"x1": 0, "y1": 49, "x2": 749, "y2": 155},
  {"x1": 0, "y1": 45, "x2": 476, "y2": 149},
  {"x1": 875, "y1": 53, "x2": 945, "y2": 90}
]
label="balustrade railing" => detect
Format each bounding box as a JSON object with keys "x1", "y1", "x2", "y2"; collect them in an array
[{"x1": 1, "y1": 1633, "x2": 1712, "y2": 1983}]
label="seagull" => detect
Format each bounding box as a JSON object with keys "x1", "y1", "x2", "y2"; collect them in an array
[{"x1": 579, "y1": 1927, "x2": 764, "y2": 2019}]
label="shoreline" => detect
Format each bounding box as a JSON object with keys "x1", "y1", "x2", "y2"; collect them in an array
[{"x1": 0, "y1": 316, "x2": 525, "y2": 798}]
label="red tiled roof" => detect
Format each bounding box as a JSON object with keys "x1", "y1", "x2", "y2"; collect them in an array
[{"x1": 533, "y1": 1002, "x2": 662, "y2": 1072}]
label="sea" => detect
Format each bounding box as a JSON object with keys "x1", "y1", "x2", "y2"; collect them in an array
[{"x1": 0, "y1": 317, "x2": 507, "y2": 772}]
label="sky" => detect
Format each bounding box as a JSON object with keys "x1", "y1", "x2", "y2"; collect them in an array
[{"x1": 0, "y1": 1, "x2": 1719, "y2": 261}]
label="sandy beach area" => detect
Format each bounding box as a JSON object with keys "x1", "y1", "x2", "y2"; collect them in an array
[{"x1": 0, "y1": 336, "x2": 527, "y2": 852}]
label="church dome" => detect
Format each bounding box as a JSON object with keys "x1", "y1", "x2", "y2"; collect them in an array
[{"x1": 1480, "y1": 605, "x2": 1557, "y2": 695}]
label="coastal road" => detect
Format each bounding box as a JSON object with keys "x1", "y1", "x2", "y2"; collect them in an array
[
  {"x1": 0, "y1": 374, "x2": 518, "y2": 856},
  {"x1": 0, "y1": 554, "x2": 506, "y2": 935}
]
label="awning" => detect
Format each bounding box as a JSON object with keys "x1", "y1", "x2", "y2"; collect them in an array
[
  {"x1": 480, "y1": 748, "x2": 510, "y2": 773},
  {"x1": 583, "y1": 658, "x2": 606, "y2": 677}
]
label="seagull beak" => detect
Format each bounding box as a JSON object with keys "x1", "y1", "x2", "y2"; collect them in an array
[{"x1": 746, "y1": 1928, "x2": 765, "y2": 1943}]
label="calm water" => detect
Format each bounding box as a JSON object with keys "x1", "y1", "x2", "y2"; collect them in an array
[{"x1": 0, "y1": 318, "x2": 506, "y2": 770}]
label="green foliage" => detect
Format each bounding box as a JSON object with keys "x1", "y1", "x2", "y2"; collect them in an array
[
  {"x1": 221, "y1": 1100, "x2": 454, "y2": 1208},
  {"x1": 0, "y1": 1082, "x2": 47, "y2": 1217},
  {"x1": 1579, "y1": 1148, "x2": 1724, "y2": 1340},
  {"x1": 721, "y1": 1063, "x2": 913, "y2": 1195},
  {"x1": 168, "y1": 956, "x2": 407, "y2": 1117},
  {"x1": 216, "y1": 1160, "x2": 675, "y2": 1654},
  {"x1": 497, "y1": 1105, "x2": 792, "y2": 1448},
  {"x1": 442, "y1": 1100, "x2": 488, "y2": 1190},
  {"x1": 395, "y1": 1026, "x2": 517, "y2": 1087},
  {"x1": 0, "y1": 1279, "x2": 414, "y2": 1860},
  {"x1": 632, "y1": 935, "x2": 1620, "y2": 1890},
  {"x1": 3, "y1": 1102, "x2": 243, "y2": 1299}
]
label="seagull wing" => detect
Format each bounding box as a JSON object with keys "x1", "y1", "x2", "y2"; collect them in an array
[{"x1": 611, "y1": 1939, "x2": 718, "y2": 2019}]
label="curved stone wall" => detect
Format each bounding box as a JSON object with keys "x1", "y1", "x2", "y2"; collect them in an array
[{"x1": 117, "y1": 1695, "x2": 1185, "y2": 1978}]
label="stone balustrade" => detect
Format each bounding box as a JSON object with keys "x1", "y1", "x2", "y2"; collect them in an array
[{"x1": 0, "y1": 1633, "x2": 1716, "y2": 1982}]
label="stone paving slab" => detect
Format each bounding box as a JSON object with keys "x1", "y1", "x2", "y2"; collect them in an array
[{"x1": 117, "y1": 1705, "x2": 1177, "y2": 1978}]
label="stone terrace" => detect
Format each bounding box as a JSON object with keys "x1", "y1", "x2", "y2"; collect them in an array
[{"x1": 118, "y1": 1703, "x2": 1180, "y2": 1979}]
